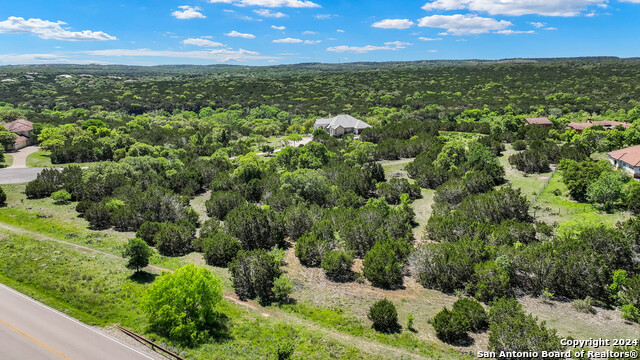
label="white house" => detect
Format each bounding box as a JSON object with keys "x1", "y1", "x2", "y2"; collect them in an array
[
  {"x1": 313, "y1": 115, "x2": 371, "y2": 136},
  {"x1": 608, "y1": 145, "x2": 640, "y2": 178}
]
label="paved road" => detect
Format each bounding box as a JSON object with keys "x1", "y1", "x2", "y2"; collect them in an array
[
  {"x1": 0, "y1": 167, "x2": 45, "y2": 184},
  {"x1": 0, "y1": 283, "x2": 159, "y2": 360}
]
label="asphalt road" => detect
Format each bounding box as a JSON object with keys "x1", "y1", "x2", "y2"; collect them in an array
[
  {"x1": 0, "y1": 283, "x2": 158, "y2": 360},
  {"x1": 0, "y1": 167, "x2": 44, "y2": 184}
]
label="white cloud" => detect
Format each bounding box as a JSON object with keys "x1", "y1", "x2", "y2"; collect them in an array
[
  {"x1": 371, "y1": 19, "x2": 415, "y2": 29},
  {"x1": 336, "y1": 29, "x2": 345, "y2": 33},
  {"x1": 302, "y1": 30, "x2": 317, "y2": 35},
  {"x1": 327, "y1": 41, "x2": 411, "y2": 53},
  {"x1": 421, "y1": 0, "x2": 605, "y2": 17},
  {"x1": 418, "y1": 37, "x2": 443, "y2": 41},
  {"x1": 271, "y1": 25, "x2": 286, "y2": 30},
  {"x1": 315, "y1": 14, "x2": 333, "y2": 19},
  {"x1": 496, "y1": 29, "x2": 535, "y2": 35},
  {"x1": 225, "y1": 30, "x2": 256, "y2": 38},
  {"x1": 545, "y1": 27, "x2": 558, "y2": 30},
  {"x1": 209, "y1": 0, "x2": 320, "y2": 8},
  {"x1": 273, "y1": 37, "x2": 321, "y2": 44},
  {"x1": 172, "y1": 5, "x2": 206, "y2": 19},
  {"x1": 253, "y1": 9, "x2": 287, "y2": 17},
  {"x1": 82, "y1": 48, "x2": 275, "y2": 62},
  {"x1": 427, "y1": 49, "x2": 438, "y2": 52},
  {"x1": 182, "y1": 38, "x2": 224, "y2": 47},
  {"x1": 417, "y1": 14, "x2": 512, "y2": 35},
  {"x1": 0, "y1": 16, "x2": 116, "y2": 41},
  {"x1": 528, "y1": 21, "x2": 546, "y2": 28},
  {"x1": 273, "y1": 37, "x2": 303, "y2": 43}
]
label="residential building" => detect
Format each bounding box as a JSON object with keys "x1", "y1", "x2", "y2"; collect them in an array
[{"x1": 314, "y1": 114, "x2": 371, "y2": 136}]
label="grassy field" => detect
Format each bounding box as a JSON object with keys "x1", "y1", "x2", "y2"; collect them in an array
[
  {"x1": 1, "y1": 153, "x2": 12, "y2": 168},
  {"x1": 498, "y1": 144, "x2": 553, "y2": 202},
  {"x1": 531, "y1": 171, "x2": 631, "y2": 228},
  {"x1": 26, "y1": 150, "x2": 104, "y2": 168}
]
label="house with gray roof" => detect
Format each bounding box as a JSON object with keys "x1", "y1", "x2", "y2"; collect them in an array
[{"x1": 314, "y1": 115, "x2": 371, "y2": 136}]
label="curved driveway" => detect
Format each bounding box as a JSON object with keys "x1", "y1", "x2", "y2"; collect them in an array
[{"x1": 1, "y1": 146, "x2": 45, "y2": 184}]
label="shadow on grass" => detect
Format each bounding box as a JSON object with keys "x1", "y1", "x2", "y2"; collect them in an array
[{"x1": 130, "y1": 271, "x2": 157, "y2": 284}]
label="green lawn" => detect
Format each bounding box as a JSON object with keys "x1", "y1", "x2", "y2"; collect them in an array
[
  {"x1": 498, "y1": 144, "x2": 553, "y2": 202},
  {"x1": 26, "y1": 150, "x2": 104, "y2": 168},
  {"x1": 531, "y1": 171, "x2": 631, "y2": 228},
  {"x1": 1, "y1": 153, "x2": 12, "y2": 168}
]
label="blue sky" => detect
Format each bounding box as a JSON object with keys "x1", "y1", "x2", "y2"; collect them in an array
[{"x1": 0, "y1": 0, "x2": 639, "y2": 65}]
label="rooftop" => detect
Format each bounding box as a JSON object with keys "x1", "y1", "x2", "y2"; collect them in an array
[
  {"x1": 2, "y1": 119, "x2": 33, "y2": 134},
  {"x1": 315, "y1": 114, "x2": 371, "y2": 130},
  {"x1": 609, "y1": 145, "x2": 640, "y2": 167},
  {"x1": 524, "y1": 117, "x2": 553, "y2": 125}
]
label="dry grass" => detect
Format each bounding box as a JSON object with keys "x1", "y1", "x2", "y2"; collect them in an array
[{"x1": 521, "y1": 296, "x2": 640, "y2": 349}]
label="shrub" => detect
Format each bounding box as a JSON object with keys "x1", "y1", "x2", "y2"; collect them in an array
[
  {"x1": 321, "y1": 250, "x2": 354, "y2": 282},
  {"x1": 198, "y1": 218, "x2": 221, "y2": 241},
  {"x1": 229, "y1": 249, "x2": 282, "y2": 302},
  {"x1": 122, "y1": 238, "x2": 153, "y2": 273},
  {"x1": 363, "y1": 239, "x2": 409, "y2": 289},
  {"x1": 431, "y1": 307, "x2": 470, "y2": 343},
  {"x1": 142, "y1": 264, "x2": 223, "y2": 346},
  {"x1": 468, "y1": 261, "x2": 512, "y2": 303},
  {"x1": 84, "y1": 203, "x2": 111, "y2": 229},
  {"x1": 201, "y1": 231, "x2": 241, "y2": 267},
  {"x1": 621, "y1": 304, "x2": 640, "y2": 323},
  {"x1": 508, "y1": 149, "x2": 550, "y2": 173},
  {"x1": 275, "y1": 339, "x2": 295, "y2": 360},
  {"x1": 25, "y1": 178, "x2": 58, "y2": 199},
  {"x1": 272, "y1": 275, "x2": 294, "y2": 304},
  {"x1": 75, "y1": 199, "x2": 92, "y2": 214},
  {"x1": 295, "y1": 233, "x2": 327, "y2": 267},
  {"x1": 136, "y1": 221, "x2": 162, "y2": 246},
  {"x1": 452, "y1": 298, "x2": 488, "y2": 332},
  {"x1": 225, "y1": 204, "x2": 284, "y2": 250},
  {"x1": 512, "y1": 140, "x2": 527, "y2": 151},
  {"x1": 368, "y1": 299, "x2": 399, "y2": 333},
  {"x1": 154, "y1": 223, "x2": 194, "y2": 256},
  {"x1": 488, "y1": 297, "x2": 563, "y2": 357},
  {"x1": 571, "y1": 297, "x2": 596, "y2": 314},
  {"x1": 205, "y1": 191, "x2": 246, "y2": 220},
  {"x1": 51, "y1": 189, "x2": 72, "y2": 204},
  {"x1": 0, "y1": 186, "x2": 5, "y2": 205}
]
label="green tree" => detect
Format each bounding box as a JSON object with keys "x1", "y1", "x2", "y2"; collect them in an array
[
  {"x1": 122, "y1": 238, "x2": 153, "y2": 273},
  {"x1": 0, "y1": 186, "x2": 6, "y2": 206},
  {"x1": 363, "y1": 239, "x2": 409, "y2": 289},
  {"x1": 272, "y1": 275, "x2": 294, "y2": 304},
  {"x1": 142, "y1": 264, "x2": 223, "y2": 346},
  {"x1": 51, "y1": 189, "x2": 71, "y2": 204},
  {"x1": 368, "y1": 299, "x2": 399, "y2": 333},
  {"x1": 431, "y1": 307, "x2": 470, "y2": 343},
  {"x1": 229, "y1": 249, "x2": 282, "y2": 302},
  {"x1": 586, "y1": 170, "x2": 629, "y2": 209},
  {"x1": 321, "y1": 250, "x2": 354, "y2": 282},
  {"x1": 201, "y1": 231, "x2": 242, "y2": 267},
  {"x1": 225, "y1": 204, "x2": 284, "y2": 250}
]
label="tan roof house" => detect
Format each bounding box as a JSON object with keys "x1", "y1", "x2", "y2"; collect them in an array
[
  {"x1": 314, "y1": 115, "x2": 371, "y2": 136},
  {"x1": 1, "y1": 119, "x2": 34, "y2": 150},
  {"x1": 567, "y1": 120, "x2": 631, "y2": 133},
  {"x1": 608, "y1": 145, "x2": 640, "y2": 178},
  {"x1": 524, "y1": 117, "x2": 553, "y2": 126}
]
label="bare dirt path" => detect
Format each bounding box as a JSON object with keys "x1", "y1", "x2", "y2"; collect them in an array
[{"x1": 0, "y1": 221, "x2": 433, "y2": 360}]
